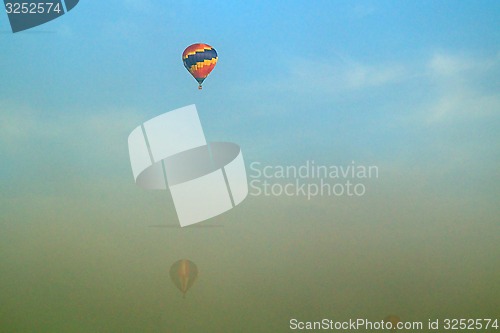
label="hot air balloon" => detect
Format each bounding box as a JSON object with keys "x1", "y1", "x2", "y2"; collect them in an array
[
  {"x1": 182, "y1": 43, "x2": 218, "y2": 89},
  {"x1": 170, "y1": 259, "x2": 198, "y2": 298},
  {"x1": 384, "y1": 315, "x2": 401, "y2": 332}
]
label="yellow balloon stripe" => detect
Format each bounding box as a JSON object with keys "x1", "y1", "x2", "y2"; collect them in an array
[
  {"x1": 183, "y1": 47, "x2": 214, "y2": 59},
  {"x1": 188, "y1": 57, "x2": 218, "y2": 72}
]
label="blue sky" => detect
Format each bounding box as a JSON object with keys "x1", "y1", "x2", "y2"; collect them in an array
[{"x1": 1, "y1": 1, "x2": 498, "y2": 198}]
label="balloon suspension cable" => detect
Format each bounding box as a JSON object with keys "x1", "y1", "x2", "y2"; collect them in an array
[{"x1": 198, "y1": 85, "x2": 202, "y2": 90}]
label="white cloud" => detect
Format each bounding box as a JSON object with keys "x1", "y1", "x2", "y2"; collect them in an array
[
  {"x1": 429, "y1": 53, "x2": 473, "y2": 76},
  {"x1": 428, "y1": 52, "x2": 497, "y2": 77},
  {"x1": 268, "y1": 56, "x2": 409, "y2": 96},
  {"x1": 270, "y1": 50, "x2": 499, "y2": 124},
  {"x1": 344, "y1": 62, "x2": 406, "y2": 89},
  {"x1": 424, "y1": 52, "x2": 500, "y2": 123},
  {"x1": 0, "y1": 101, "x2": 144, "y2": 158},
  {"x1": 426, "y1": 87, "x2": 500, "y2": 123}
]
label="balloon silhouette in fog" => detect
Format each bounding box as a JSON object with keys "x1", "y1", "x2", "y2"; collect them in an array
[
  {"x1": 182, "y1": 43, "x2": 218, "y2": 89},
  {"x1": 170, "y1": 259, "x2": 198, "y2": 298},
  {"x1": 384, "y1": 315, "x2": 400, "y2": 332}
]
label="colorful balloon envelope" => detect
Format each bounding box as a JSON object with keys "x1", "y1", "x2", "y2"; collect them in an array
[
  {"x1": 170, "y1": 259, "x2": 198, "y2": 298},
  {"x1": 384, "y1": 315, "x2": 401, "y2": 332},
  {"x1": 182, "y1": 43, "x2": 218, "y2": 89}
]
